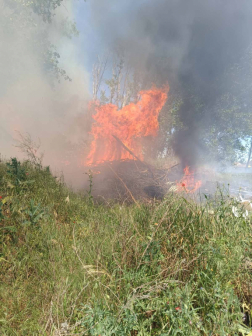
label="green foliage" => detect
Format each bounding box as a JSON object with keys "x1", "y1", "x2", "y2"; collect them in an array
[
  {"x1": 0, "y1": 198, "x2": 4, "y2": 221},
  {"x1": 92, "y1": 54, "x2": 181, "y2": 160},
  {"x1": 0, "y1": 0, "x2": 78, "y2": 90},
  {"x1": 78, "y1": 282, "x2": 242, "y2": 335},
  {"x1": 85, "y1": 169, "x2": 94, "y2": 203},
  {"x1": 79, "y1": 305, "x2": 138, "y2": 336},
  {"x1": 6, "y1": 157, "x2": 27, "y2": 188},
  {"x1": 0, "y1": 158, "x2": 252, "y2": 335},
  {"x1": 92, "y1": 47, "x2": 252, "y2": 164},
  {"x1": 43, "y1": 42, "x2": 72, "y2": 83},
  {"x1": 93, "y1": 54, "x2": 143, "y2": 108},
  {"x1": 23, "y1": 199, "x2": 46, "y2": 226},
  {"x1": 31, "y1": 0, "x2": 64, "y2": 23}
]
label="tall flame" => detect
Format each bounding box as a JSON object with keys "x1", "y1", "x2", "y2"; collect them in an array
[
  {"x1": 86, "y1": 86, "x2": 169, "y2": 166},
  {"x1": 177, "y1": 166, "x2": 202, "y2": 193}
]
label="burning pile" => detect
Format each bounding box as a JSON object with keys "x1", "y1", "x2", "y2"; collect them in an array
[
  {"x1": 85, "y1": 85, "x2": 202, "y2": 201},
  {"x1": 88, "y1": 160, "x2": 169, "y2": 202}
]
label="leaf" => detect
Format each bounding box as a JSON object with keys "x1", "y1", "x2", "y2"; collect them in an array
[
  {"x1": 22, "y1": 220, "x2": 31, "y2": 226},
  {"x1": 19, "y1": 180, "x2": 35, "y2": 185},
  {"x1": 7, "y1": 182, "x2": 15, "y2": 189},
  {"x1": 238, "y1": 324, "x2": 252, "y2": 335},
  {"x1": 1, "y1": 196, "x2": 13, "y2": 205},
  {"x1": 0, "y1": 226, "x2": 17, "y2": 232}
]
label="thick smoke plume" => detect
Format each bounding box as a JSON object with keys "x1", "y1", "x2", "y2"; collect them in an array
[
  {"x1": 0, "y1": 0, "x2": 90, "y2": 187},
  {"x1": 2, "y1": 0, "x2": 252, "y2": 189},
  {"x1": 89, "y1": 0, "x2": 252, "y2": 167}
]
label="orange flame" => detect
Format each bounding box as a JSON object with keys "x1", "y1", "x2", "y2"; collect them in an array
[
  {"x1": 86, "y1": 86, "x2": 169, "y2": 166},
  {"x1": 177, "y1": 166, "x2": 202, "y2": 193}
]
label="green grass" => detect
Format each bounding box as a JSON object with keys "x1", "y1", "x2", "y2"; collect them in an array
[{"x1": 0, "y1": 158, "x2": 252, "y2": 335}]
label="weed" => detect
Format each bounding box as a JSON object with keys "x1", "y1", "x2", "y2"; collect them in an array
[
  {"x1": 0, "y1": 197, "x2": 4, "y2": 221},
  {"x1": 23, "y1": 199, "x2": 46, "y2": 226},
  {"x1": 0, "y1": 158, "x2": 252, "y2": 335},
  {"x1": 6, "y1": 157, "x2": 27, "y2": 188},
  {"x1": 86, "y1": 169, "x2": 94, "y2": 203}
]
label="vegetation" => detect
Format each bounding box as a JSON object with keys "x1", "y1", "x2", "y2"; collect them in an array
[
  {"x1": 0, "y1": 157, "x2": 252, "y2": 335},
  {"x1": 91, "y1": 51, "x2": 252, "y2": 166},
  {"x1": 0, "y1": 0, "x2": 78, "y2": 92}
]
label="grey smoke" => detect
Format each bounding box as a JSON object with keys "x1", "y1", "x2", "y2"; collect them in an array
[
  {"x1": 2, "y1": 0, "x2": 252, "y2": 185},
  {"x1": 89, "y1": 0, "x2": 252, "y2": 167}
]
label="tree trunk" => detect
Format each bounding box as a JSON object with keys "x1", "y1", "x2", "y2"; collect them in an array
[{"x1": 246, "y1": 137, "x2": 252, "y2": 168}]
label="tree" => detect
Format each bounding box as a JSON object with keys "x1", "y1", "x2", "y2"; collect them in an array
[
  {"x1": 91, "y1": 46, "x2": 252, "y2": 167},
  {"x1": 92, "y1": 53, "x2": 143, "y2": 108},
  {"x1": 0, "y1": 0, "x2": 78, "y2": 94},
  {"x1": 246, "y1": 138, "x2": 252, "y2": 168},
  {"x1": 92, "y1": 54, "x2": 186, "y2": 164},
  {"x1": 203, "y1": 46, "x2": 252, "y2": 165}
]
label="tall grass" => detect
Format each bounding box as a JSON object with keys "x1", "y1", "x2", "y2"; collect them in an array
[{"x1": 0, "y1": 158, "x2": 252, "y2": 335}]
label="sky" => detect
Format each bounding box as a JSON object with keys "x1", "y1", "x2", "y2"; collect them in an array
[
  {"x1": 74, "y1": 1, "x2": 99, "y2": 74},
  {"x1": 73, "y1": 0, "x2": 148, "y2": 74}
]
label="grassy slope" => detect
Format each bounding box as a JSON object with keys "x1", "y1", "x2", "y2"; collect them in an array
[{"x1": 0, "y1": 158, "x2": 252, "y2": 336}]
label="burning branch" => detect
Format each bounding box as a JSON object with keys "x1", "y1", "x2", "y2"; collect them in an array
[
  {"x1": 112, "y1": 135, "x2": 154, "y2": 178},
  {"x1": 112, "y1": 135, "x2": 142, "y2": 162}
]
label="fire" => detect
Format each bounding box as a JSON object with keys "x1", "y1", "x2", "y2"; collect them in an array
[
  {"x1": 86, "y1": 86, "x2": 169, "y2": 165},
  {"x1": 177, "y1": 166, "x2": 202, "y2": 193}
]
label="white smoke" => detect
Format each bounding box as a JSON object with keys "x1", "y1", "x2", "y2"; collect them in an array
[{"x1": 0, "y1": 0, "x2": 91, "y2": 186}]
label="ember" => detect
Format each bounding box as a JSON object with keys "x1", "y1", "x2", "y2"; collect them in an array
[
  {"x1": 177, "y1": 166, "x2": 202, "y2": 193},
  {"x1": 86, "y1": 86, "x2": 169, "y2": 165}
]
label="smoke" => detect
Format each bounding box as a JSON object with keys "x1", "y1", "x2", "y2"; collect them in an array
[
  {"x1": 0, "y1": 0, "x2": 90, "y2": 187},
  {"x1": 2, "y1": 0, "x2": 252, "y2": 189},
  {"x1": 88, "y1": 0, "x2": 252, "y2": 167}
]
